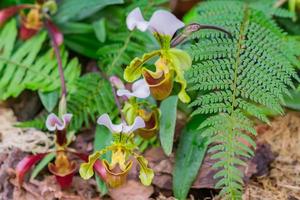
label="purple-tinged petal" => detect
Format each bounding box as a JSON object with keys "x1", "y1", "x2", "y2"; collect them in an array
[
  {"x1": 117, "y1": 79, "x2": 150, "y2": 99},
  {"x1": 131, "y1": 79, "x2": 150, "y2": 98},
  {"x1": 123, "y1": 116, "x2": 145, "y2": 134},
  {"x1": 62, "y1": 113, "x2": 72, "y2": 128},
  {"x1": 126, "y1": 7, "x2": 149, "y2": 32},
  {"x1": 109, "y1": 76, "x2": 125, "y2": 89},
  {"x1": 46, "y1": 19, "x2": 63, "y2": 46},
  {"x1": 46, "y1": 113, "x2": 63, "y2": 131},
  {"x1": 97, "y1": 114, "x2": 123, "y2": 133},
  {"x1": 148, "y1": 10, "x2": 184, "y2": 37},
  {"x1": 16, "y1": 153, "x2": 48, "y2": 185}
]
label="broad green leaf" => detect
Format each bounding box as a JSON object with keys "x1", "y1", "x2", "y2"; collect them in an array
[
  {"x1": 64, "y1": 34, "x2": 101, "y2": 59},
  {"x1": 59, "y1": 22, "x2": 94, "y2": 34},
  {"x1": 159, "y1": 95, "x2": 178, "y2": 155},
  {"x1": 93, "y1": 19, "x2": 106, "y2": 43},
  {"x1": 173, "y1": 115, "x2": 209, "y2": 200},
  {"x1": 136, "y1": 156, "x2": 154, "y2": 186},
  {"x1": 124, "y1": 50, "x2": 161, "y2": 82},
  {"x1": 30, "y1": 153, "x2": 55, "y2": 180},
  {"x1": 93, "y1": 126, "x2": 112, "y2": 195},
  {"x1": 38, "y1": 90, "x2": 59, "y2": 112},
  {"x1": 54, "y1": 0, "x2": 124, "y2": 22}
]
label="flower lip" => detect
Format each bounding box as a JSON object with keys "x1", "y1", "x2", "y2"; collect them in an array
[
  {"x1": 117, "y1": 78, "x2": 150, "y2": 99},
  {"x1": 97, "y1": 113, "x2": 145, "y2": 134},
  {"x1": 126, "y1": 7, "x2": 184, "y2": 37},
  {"x1": 46, "y1": 113, "x2": 72, "y2": 131}
]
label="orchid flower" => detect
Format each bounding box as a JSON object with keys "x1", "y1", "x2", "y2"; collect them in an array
[
  {"x1": 117, "y1": 78, "x2": 150, "y2": 99},
  {"x1": 0, "y1": 0, "x2": 63, "y2": 43},
  {"x1": 124, "y1": 7, "x2": 192, "y2": 103},
  {"x1": 80, "y1": 113, "x2": 154, "y2": 187},
  {"x1": 16, "y1": 113, "x2": 106, "y2": 189}
]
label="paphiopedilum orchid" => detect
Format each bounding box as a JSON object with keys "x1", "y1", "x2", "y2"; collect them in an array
[
  {"x1": 16, "y1": 113, "x2": 106, "y2": 189},
  {"x1": 79, "y1": 113, "x2": 154, "y2": 188},
  {"x1": 124, "y1": 7, "x2": 192, "y2": 103},
  {"x1": 124, "y1": 8, "x2": 231, "y2": 103},
  {"x1": 0, "y1": 0, "x2": 62, "y2": 43}
]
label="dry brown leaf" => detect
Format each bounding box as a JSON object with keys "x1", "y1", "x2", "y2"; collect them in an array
[{"x1": 109, "y1": 180, "x2": 154, "y2": 200}]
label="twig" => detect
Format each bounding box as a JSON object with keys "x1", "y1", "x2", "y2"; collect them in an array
[{"x1": 274, "y1": 0, "x2": 288, "y2": 8}]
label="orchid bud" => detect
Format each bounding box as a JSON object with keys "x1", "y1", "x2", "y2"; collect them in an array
[{"x1": 110, "y1": 76, "x2": 125, "y2": 90}]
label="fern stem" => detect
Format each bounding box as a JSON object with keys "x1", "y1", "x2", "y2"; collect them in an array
[
  {"x1": 44, "y1": 20, "x2": 67, "y2": 100},
  {"x1": 107, "y1": 31, "x2": 134, "y2": 75},
  {"x1": 230, "y1": 6, "x2": 249, "y2": 115}
]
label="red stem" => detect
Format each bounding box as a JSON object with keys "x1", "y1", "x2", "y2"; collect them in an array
[{"x1": 44, "y1": 20, "x2": 67, "y2": 99}]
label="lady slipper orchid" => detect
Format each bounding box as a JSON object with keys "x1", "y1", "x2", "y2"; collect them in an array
[
  {"x1": 117, "y1": 79, "x2": 150, "y2": 99},
  {"x1": 16, "y1": 113, "x2": 106, "y2": 189},
  {"x1": 0, "y1": 0, "x2": 63, "y2": 43},
  {"x1": 80, "y1": 113, "x2": 154, "y2": 187},
  {"x1": 124, "y1": 7, "x2": 192, "y2": 103}
]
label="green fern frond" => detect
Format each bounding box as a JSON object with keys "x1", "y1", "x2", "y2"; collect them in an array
[
  {"x1": 186, "y1": 0, "x2": 298, "y2": 199},
  {"x1": 19, "y1": 73, "x2": 116, "y2": 131},
  {"x1": 0, "y1": 20, "x2": 81, "y2": 100},
  {"x1": 67, "y1": 73, "x2": 116, "y2": 130}
]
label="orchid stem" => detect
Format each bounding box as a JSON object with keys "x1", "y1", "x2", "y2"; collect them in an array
[
  {"x1": 99, "y1": 72, "x2": 126, "y2": 122},
  {"x1": 44, "y1": 20, "x2": 67, "y2": 100}
]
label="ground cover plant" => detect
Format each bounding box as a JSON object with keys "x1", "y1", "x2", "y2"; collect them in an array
[{"x1": 0, "y1": 0, "x2": 300, "y2": 200}]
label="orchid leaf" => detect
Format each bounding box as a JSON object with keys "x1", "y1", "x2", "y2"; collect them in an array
[
  {"x1": 38, "y1": 90, "x2": 59, "y2": 112},
  {"x1": 173, "y1": 115, "x2": 209, "y2": 200},
  {"x1": 169, "y1": 48, "x2": 192, "y2": 103},
  {"x1": 136, "y1": 156, "x2": 154, "y2": 186},
  {"x1": 159, "y1": 95, "x2": 178, "y2": 155},
  {"x1": 16, "y1": 153, "x2": 48, "y2": 185},
  {"x1": 54, "y1": 0, "x2": 124, "y2": 22},
  {"x1": 30, "y1": 153, "x2": 55, "y2": 180},
  {"x1": 79, "y1": 151, "x2": 102, "y2": 180},
  {"x1": 124, "y1": 50, "x2": 161, "y2": 82},
  {"x1": 93, "y1": 126, "x2": 112, "y2": 192}
]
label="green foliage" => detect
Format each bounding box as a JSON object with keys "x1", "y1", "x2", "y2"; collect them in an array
[
  {"x1": 97, "y1": 0, "x2": 167, "y2": 76},
  {"x1": 67, "y1": 73, "x2": 116, "y2": 131},
  {"x1": 93, "y1": 126, "x2": 112, "y2": 195},
  {"x1": 159, "y1": 95, "x2": 178, "y2": 156},
  {"x1": 173, "y1": 115, "x2": 209, "y2": 200},
  {"x1": 0, "y1": 20, "x2": 81, "y2": 100},
  {"x1": 185, "y1": 0, "x2": 299, "y2": 199},
  {"x1": 54, "y1": 0, "x2": 124, "y2": 23}
]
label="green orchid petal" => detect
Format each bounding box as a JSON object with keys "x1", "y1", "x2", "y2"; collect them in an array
[
  {"x1": 136, "y1": 156, "x2": 154, "y2": 186},
  {"x1": 79, "y1": 151, "x2": 102, "y2": 180},
  {"x1": 169, "y1": 48, "x2": 192, "y2": 103},
  {"x1": 124, "y1": 50, "x2": 161, "y2": 82}
]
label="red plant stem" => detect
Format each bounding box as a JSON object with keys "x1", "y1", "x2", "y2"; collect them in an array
[{"x1": 44, "y1": 20, "x2": 67, "y2": 99}]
